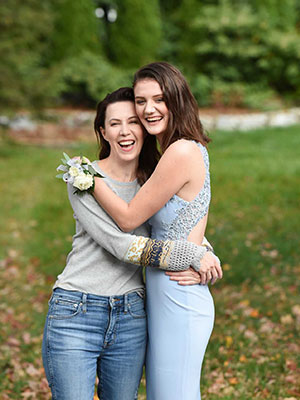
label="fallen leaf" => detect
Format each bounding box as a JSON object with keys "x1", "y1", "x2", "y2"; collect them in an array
[
  {"x1": 229, "y1": 377, "x2": 238, "y2": 385},
  {"x1": 239, "y1": 354, "x2": 247, "y2": 362},
  {"x1": 225, "y1": 336, "x2": 233, "y2": 347},
  {"x1": 250, "y1": 309, "x2": 259, "y2": 318},
  {"x1": 292, "y1": 305, "x2": 300, "y2": 317},
  {"x1": 286, "y1": 359, "x2": 297, "y2": 371},
  {"x1": 281, "y1": 314, "x2": 293, "y2": 325}
]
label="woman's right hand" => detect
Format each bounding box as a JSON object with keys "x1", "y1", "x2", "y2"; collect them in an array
[{"x1": 199, "y1": 252, "x2": 222, "y2": 285}]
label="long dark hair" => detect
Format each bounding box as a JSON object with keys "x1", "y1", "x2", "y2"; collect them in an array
[
  {"x1": 94, "y1": 87, "x2": 160, "y2": 185},
  {"x1": 133, "y1": 62, "x2": 211, "y2": 153}
]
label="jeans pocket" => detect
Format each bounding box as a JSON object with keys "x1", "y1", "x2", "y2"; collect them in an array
[
  {"x1": 128, "y1": 298, "x2": 146, "y2": 319},
  {"x1": 49, "y1": 297, "x2": 81, "y2": 320}
]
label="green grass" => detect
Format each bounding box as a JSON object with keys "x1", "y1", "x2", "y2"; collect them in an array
[{"x1": 0, "y1": 125, "x2": 299, "y2": 399}]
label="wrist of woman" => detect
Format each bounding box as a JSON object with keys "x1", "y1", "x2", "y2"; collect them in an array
[
  {"x1": 190, "y1": 245, "x2": 208, "y2": 272},
  {"x1": 202, "y1": 244, "x2": 214, "y2": 254}
]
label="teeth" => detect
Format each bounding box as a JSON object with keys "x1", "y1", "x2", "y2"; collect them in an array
[
  {"x1": 146, "y1": 117, "x2": 162, "y2": 122},
  {"x1": 119, "y1": 140, "x2": 134, "y2": 146}
]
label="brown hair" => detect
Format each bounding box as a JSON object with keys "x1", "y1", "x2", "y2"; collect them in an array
[
  {"x1": 133, "y1": 62, "x2": 210, "y2": 153},
  {"x1": 94, "y1": 87, "x2": 160, "y2": 185}
]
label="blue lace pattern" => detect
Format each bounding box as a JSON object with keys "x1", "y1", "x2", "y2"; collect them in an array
[{"x1": 162, "y1": 143, "x2": 211, "y2": 240}]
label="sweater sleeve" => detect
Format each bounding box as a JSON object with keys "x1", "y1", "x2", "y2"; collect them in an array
[{"x1": 68, "y1": 184, "x2": 208, "y2": 272}]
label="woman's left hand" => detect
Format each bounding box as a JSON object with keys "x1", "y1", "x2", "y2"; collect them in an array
[{"x1": 198, "y1": 252, "x2": 222, "y2": 285}]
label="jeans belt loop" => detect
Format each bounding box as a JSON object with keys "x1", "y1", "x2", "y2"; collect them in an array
[
  {"x1": 82, "y1": 293, "x2": 87, "y2": 313},
  {"x1": 48, "y1": 292, "x2": 54, "y2": 306},
  {"x1": 124, "y1": 294, "x2": 128, "y2": 314}
]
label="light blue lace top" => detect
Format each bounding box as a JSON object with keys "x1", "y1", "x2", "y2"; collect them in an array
[{"x1": 149, "y1": 142, "x2": 210, "y2": 241}]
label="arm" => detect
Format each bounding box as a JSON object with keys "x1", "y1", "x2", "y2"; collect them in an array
[
  {"x1": 68, "y1": 184, "x2": 208, "y2": 272},
  {"x1": 166, "y1": 237, "x2": 223, "y2": 285},
  {"x1": 93, "y1": 140, "x2": 205, "y2": 231}
]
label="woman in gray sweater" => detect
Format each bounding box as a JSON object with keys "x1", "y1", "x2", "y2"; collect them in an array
[{"x1": 42, "y1": 87, "x2": 221, "y2": 400}]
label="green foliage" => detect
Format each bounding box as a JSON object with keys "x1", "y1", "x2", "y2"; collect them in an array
[
  {"x1": 0, "y1": 0, "x2": 55, "y2": 109},
  {"x1": 173, "y1": 0, "x2": 300, "y2": 107},
  {"x1": 57, "y1": 50, "x2": 134, "y2": 106},
  {"x1": 48, "y1": 0, "x2": 102, "y2": 63},
  {"x1": 106, "y1": 0, "x2": 162, "y2": 68},
  {"x1": 1, "y1": 0, "x2": 299, "y2": 109}
]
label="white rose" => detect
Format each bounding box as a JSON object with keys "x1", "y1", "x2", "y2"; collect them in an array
[
  {"x1": 69, "y1": 166, "x2": 80, "y2": 177},
  {"x1": 73, "y1": 173, "x2": 94, "y2": 191}
]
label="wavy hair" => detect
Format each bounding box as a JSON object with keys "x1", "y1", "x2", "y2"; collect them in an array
[{"x1": 133, "y1": 62, "x2": 210, "y2": 153}]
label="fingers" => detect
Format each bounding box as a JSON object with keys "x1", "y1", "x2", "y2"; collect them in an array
[
  {"x1": 213, "y1": 257, "x2": 223, "y2": 279},
  {"x1": 165, "y1": 269, "x2": 200, "y2": 285},
  {"x1": 199, "y1": 272, "x2": 207, "y2": 285},
  {"x1": 210, "y1": 267, "x2": 219, "y2": 285},
  {"x1": 200, "y1": 267, "x2": 220, "y2": 285},
  {"x1": 165, "y1": 257, "x2": 223, "y2": 286},
  {"x1": 165, "y1": 271, "x2": 191, "y2": 279},
  {"x1": 177, "y1": 280, "x2": 199, "y2": 286},
  {"x1": 216, "y1": 263, "x2": 223, "y2": 279},
  {"x1": 165, "y1": 268, "x2": 198, "y2": 279}
]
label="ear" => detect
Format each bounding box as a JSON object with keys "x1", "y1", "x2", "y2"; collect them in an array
[{"x1": 100, "y1": 126, "x2": 106, "y2": 138}]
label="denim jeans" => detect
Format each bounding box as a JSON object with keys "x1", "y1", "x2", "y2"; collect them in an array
[{"x1": 42, "y1": 288, "x2": 147, "y2": 400}]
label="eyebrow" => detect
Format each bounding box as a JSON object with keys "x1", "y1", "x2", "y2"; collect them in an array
[
  {"x1": 108, "y1": 115, "x2": 138, "y2": 122},
  {"x1": 135, "y1": 94, "x2": 162, "y2": 99}
]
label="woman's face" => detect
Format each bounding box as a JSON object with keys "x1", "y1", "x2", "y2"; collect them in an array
[
  {"x1": 101, "y1": 101, "x2": 144, "y2": 162},
  {"x1": 134, "y1": 79, "x2": 169, "y2": 142}
]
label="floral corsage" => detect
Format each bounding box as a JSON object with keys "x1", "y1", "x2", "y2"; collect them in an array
[{"x1": 56, "y1": 153, "x2": 103, "y2": 194}]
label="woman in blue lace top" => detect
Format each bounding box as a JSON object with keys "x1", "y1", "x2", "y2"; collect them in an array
[{"x1": 93, "y1": 62, "x2": 221, "y2": 399}]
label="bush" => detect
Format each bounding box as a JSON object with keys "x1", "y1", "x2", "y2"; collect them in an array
[
  {"x1": 173, "y1": 0, "x2": 300, "y2": 107},
  {"x1": 0, "y1": 0, "x2": 54, "y2": 109},
  {"x1": 57, "y1": 51, "x2": 134, "y2": 106},
  {"x1": 106, "y1": 0, "x2": 162, "y2": 68},
  {"x1": 1, "y1": 0, "x2": 299, "y2": 110}
]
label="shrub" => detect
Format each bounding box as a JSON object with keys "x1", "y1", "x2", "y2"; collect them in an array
[{"x1": 173, "y1": 0, "x2": 300, "y2": 106}]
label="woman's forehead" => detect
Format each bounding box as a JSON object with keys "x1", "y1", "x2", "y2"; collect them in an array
[
  {"x1": 106, "y1": 101, "x2": 136, "y2": 119},
  {"x1": 134, "y1": 79, "x2": 162, "y2": 97}
]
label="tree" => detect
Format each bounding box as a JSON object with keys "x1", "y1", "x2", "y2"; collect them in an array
[
  {"x1": 0, "y1": 0, "x2": 55, "y2": 109},
  {"x1": 173, "y1": 0, "x2": 300, "y2": 106},
  {"x1": 106, "y1": 0, "x2": 162, "y2": 68},
  {"x1": 48, "y1": 0, "x2": 102, "y2": 63}
]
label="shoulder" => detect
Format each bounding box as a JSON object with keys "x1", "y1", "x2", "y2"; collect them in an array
[{"x1": 163, "y1": 139, "x2": 203, "y2": 163}]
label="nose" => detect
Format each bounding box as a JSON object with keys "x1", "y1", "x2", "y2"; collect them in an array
[
  {"x1": 145, "y1": 101, "x2": 155, "y2": 114},
  {"x1": 120, "y1": 122, "x2": 130, "y2": 135}
]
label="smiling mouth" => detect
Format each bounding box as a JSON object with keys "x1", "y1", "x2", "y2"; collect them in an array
[
  {"x1": 145, "y1": 116, "x2": 163, "y2": 123},
  {"x1": 118, "y1": 140, "x2": 135, "y2": 149}
]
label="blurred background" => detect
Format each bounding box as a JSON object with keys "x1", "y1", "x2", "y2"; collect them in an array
[
  {"x1": 0, "y1": 1, "x2": 299, "y2": 399},
  {"x1": 1, "y1": 0, "x2": 300, "y2": 112}
]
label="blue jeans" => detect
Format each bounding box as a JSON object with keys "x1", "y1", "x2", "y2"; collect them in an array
[{"x1": 42, "y1": 288, "x2": 147, "y2": 400}]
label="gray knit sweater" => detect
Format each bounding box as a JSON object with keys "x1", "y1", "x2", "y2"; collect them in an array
[{"x1": 54, "y1": 163, "x2": 211, "y2": 296}]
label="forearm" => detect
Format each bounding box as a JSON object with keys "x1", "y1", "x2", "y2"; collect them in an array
[{"x1": 124, "y1": 236, "x2": 207, "y2": 271}]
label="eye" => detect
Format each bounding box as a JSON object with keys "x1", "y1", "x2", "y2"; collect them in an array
[
  {"x1": 135, "y1": 100, "x2": 145, "y2": 105},
  {"x1": 110, "y1": 122, "x2": 119, "y2": 126},
  {"x1": 130, "y1": 119, "x2": 139, "y2": 124},
  {"x1": 156, "y1": 97, "x2": 164, "y2": 103}
]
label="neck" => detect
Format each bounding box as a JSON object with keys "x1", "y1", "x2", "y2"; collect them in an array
[
  {"x1": 155, "y1": 132, "x2": 164, "y2": 148},
  {"x1": 98, "y1": 156, "x2": 138, "y2": 182}
]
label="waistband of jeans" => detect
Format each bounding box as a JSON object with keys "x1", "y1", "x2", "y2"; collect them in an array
[{"x1": 52, "y1": 287, "x2": 145, "y2": 306}]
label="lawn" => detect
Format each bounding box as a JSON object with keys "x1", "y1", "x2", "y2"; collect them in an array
[{"x1": 0, "y1": 125, "x2": 299, "y2": 399}]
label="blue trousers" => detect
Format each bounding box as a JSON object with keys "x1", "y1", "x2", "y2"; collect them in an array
[{"x1": 42, "y1": 288, "x2": 147, "y2": 400}]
